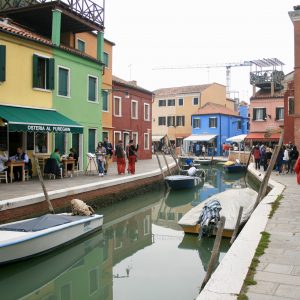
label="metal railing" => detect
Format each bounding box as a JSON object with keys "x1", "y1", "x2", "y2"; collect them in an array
[{"x1": 0, "y1": 0, "x2": 105, "y2": 26}]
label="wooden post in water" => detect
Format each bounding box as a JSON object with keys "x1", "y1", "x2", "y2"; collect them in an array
[
  {"x1": 200, "y1": 216, "x2": 225, "y2": 291},
  {"x1": 34, "y1": 156, "x2": 55, "y2": 214},
  {"x1": 155, "y1": 152, "x2": 165, "y2": 179},
  {"x1": 230, "y1": 206, "x2": 243, "y2": 244},
  {"x1": 253, "y1": 127, "x2": 284, "y2": 209},
  {"x1": 162, "y1": 151, "x2": 172, "y2": 176}
]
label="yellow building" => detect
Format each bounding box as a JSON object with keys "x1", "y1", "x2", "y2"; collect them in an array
[
  {"x1": 75, "y1": 32, "x2": 115, "y2": 142},
  {"x1": 152, "y1": 83, "x2": 233, "y2": 146}
]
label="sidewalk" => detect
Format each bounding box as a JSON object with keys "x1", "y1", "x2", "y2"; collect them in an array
[{"x1": 247, "y1": 171, "x2": 300, "y2": 300}]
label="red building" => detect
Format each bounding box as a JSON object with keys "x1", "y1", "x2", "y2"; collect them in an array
[
  {"x1": 112, "y1": 76, "x2": 153, "y2": 160},
  {"x1": 283, "y1": 72, "x2": 295, "y2": 144}
]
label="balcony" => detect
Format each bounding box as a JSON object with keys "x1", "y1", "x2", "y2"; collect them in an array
[
  {"x1": 250, "y1": 70, "x2": 284, "y2": 91},
  {"x1": 0, "y1": 0, "x2": 104, "y2": 34}
]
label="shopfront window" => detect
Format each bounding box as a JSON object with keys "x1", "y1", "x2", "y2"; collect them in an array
[
  {"x1": 35, "y1": 133, "x2": 48, "y2": 153},
  {"x1": 0, "y1": 125, "x2": 7, "y2": 151}
]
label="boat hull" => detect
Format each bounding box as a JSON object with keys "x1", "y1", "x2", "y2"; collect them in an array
[
  {"x1": 180, "y1": 224, "x2": 233, "y2": 238},
  {"x1": 0, "y1": 214, "x2": 103, "y2": 265},
  {"x1": 224, "y1": 164, "x2": 246, "y2": 173},
  {"x1": 165, "y1": 175, "x2": 201, "y2": 190}
]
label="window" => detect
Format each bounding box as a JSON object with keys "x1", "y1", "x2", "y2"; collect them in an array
[
  {"x1": 144, "y1": 103, "x2": 150, "y2": 121},
  {"x1": 132, "y1": 132, "x2": 138, "y2": 145},
  {"x1": 167, "y1": 99, "x2": 175, "y2": 106},
  {"x1": 158, "y1": 99, "x2": 166, "y2": 107},
  {"x1": 288, "y1": 97, "x2": 295, "y2": 115},
  {"x1": 102, "y1": 90, "x2": 109, "y2": 111},
  {"x1": 35, "y1": 133, "x2": 48, "y2": 153},
  {"x1": 144, "y1": 132, "x2": 150, "y2": 150},
  {"x1": 103, "y1": 52, "x2": 109, "y2": 68},
  {"x1": 178, "y1": 98, "x2": 183, "y2": 106},
  {"x1": 209, "y1": 117, "x2": 218, "y2": 128},
  {"x1": 176, "y1": 138, "x2": 183, "y2": 147},
  {"x1": 253, "y1": 108, "x2": 266, "y2": 121},
  {"x1": 237, "y1": 119, "x2": 242, "y2": 130},
  {"x1": 33, "y1": 54, "x2": 54, "y2": 90},
  {"x1": 77, "y1": 39, "x2": 85, "y2": 52},
  {"x1": 158, "y1": 116, "x2": 166, "y2": 126},
  {"x1": 193, "y1": 118, "x2": 201, "y2": 128},
  {"x1": 55, "y1": 133, "x2": 66, "y2": 154},
  {"x1": 88, "y1": 75, "x2": 98, "y2": 102},
  {"x1": 88, "y1": 129, "x2": 96, "y2": 153},
  {"x1": 276, "y1": 107, "x2": 284, "y2": 120},
  {"x1": 131, "y1": 100, "x2": 138, "y2": 119},
  {"x1": 176, "y1": 116, "x2": 185, "y2": 126},
  {"x1": 0, "y1": 45, "x2": 6, "y2": 82},
  {"x1": 114, "y1": 96, "x2": 122, "y2": 116},
  {"x1": 58, "y1": 66, "x2": 70, "y2": 97},
  {"x1": 102, "y1": 131, "x2": 109, "y2": 141},
  {"x1": 0, "y1": 125, "x2": 7, "y2": 151},
  {"x1": 193, "y1": 97, "x2": 199, "y2": 106},
  {"x1": 114, "y1": 131, "x2": 121, "y2": 147},
  {"x1": 167, "y1": 116, "x2": 175, "y2": 127}
]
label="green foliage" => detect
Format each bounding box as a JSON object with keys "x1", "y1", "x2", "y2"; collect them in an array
[{"x1": 269, "y1": 194, "x2": 283, "y2": 218}]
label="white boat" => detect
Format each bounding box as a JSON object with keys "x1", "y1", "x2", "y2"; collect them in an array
[
  {"x1": 178, "y1": 188, "x2": 257, "y2": 237},
  {"x1": 165, "y1": 175, "x2": 203, "y2": 190},
  {"x1": 0, "y1": 213, "x2": 103, "y2": 265}
]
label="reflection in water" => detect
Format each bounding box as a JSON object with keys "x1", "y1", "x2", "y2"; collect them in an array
[{"x1": 0, "y1": 167, "x2": 246, "y2": 300}]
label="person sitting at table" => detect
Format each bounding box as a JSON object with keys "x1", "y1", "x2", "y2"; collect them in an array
[
  {"x1": 9, "y1": 147, "x2": 29, "y2": 181},
  {"x1": 68, "y1": 148, "x2": 78, "y2": 171},
  {"x1": 50, "y1": 148, "x2": 62, "y2": 169}
]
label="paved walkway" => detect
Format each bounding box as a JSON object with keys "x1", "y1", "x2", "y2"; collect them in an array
[
  {"x1": 247, "y1": 172, "x2": 300, "y2": 300},
  {"x1": 0, "y1": 155, "x2": 175, "y2": 202}
]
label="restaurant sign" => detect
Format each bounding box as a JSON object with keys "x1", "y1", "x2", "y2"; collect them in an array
[{"x1": 9, "y1": 123, "x2": 83, "y2": 134}]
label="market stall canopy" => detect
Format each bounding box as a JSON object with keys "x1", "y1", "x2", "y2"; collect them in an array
[
  {"x1": 184, "y1": 134, "x2": 217, "y2": 142},
  {"x1": 0, "y1": 105, "x2": 83, "y2": 134},
  {"x1": 152, "y1": 135, "x2": 165, "y2": 142},
  {"x1": 245, "y1": 132, "x2": 281, "y2": 141},
  {"x1": 226, "y1": 134, "x2": 247, "y2": 143}
]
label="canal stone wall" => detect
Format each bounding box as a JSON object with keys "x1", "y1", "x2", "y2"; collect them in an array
[
  {"x1": 0, "y1": 164, "x2": 176, "y2": 224},
  {"x1": 197, "y1": 163, "x2": 285, "y2": 300}
]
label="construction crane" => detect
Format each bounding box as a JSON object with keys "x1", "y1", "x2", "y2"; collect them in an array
[{"x1": 153, "y1": 61, "x2": 252, "y2": 98}]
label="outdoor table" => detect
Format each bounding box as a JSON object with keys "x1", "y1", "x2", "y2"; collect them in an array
[
  {"x1": 7, "y1": 160, "x2": 25, "y2": 183},
  {"x1": 62, "y1": 158, "x2": 76, "y2": 177}
]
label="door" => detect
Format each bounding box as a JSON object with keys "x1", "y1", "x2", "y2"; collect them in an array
[{"x1": 123, "y1": 132, "x2": 130, "y2": 149}]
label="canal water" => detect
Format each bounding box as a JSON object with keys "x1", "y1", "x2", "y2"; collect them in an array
[{"x1": 0, "y1": 166, "x2": 249, "y2": 300}]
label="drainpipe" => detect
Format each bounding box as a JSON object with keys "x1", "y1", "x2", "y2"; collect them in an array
[{"x1": 51, "y1": 9, "x2": 62, "y2": 46}]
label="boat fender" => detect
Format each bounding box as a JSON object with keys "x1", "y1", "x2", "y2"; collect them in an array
[{"x1": 71, "y1": 199, "x2": 95, "y2": 216}]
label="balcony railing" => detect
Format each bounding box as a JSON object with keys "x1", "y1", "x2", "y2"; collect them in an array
[
  {"x1": 250, "y1": 70, "x2": 284, "y2": 90},
  {"x1": 0, "y1": 0, "x2": 104, "y2": 26}
]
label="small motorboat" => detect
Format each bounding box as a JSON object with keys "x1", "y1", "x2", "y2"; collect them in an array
[
  {"x1": 178, "y1": 188, "x2": 257, "y2": 237},
  {"x1": 193, "y1": 159, "x2": 211, "y2": 165},
  {"x1": 0, "y1": 213, "x2": 103, "y2": 265},
  {"x1": 223, "y1": 160, "x2": 247, "y2": 173},
  {"x1": 165, "y1": 175, "x2": 203, "y2": 190}
]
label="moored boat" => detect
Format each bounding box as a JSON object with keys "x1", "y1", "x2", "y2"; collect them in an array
[
  {"x1": 178, "y1": 188, "x2": 257, "y2": 237},
  {"x1": 223, "y1": 160, "x2": 247, "y2": 173},
  {"x1": 0, "y1": 213, "x2": 103, "y2": 265},
  {"x1": 165, "y1": 175, "x2": 203, "y2": 190}
]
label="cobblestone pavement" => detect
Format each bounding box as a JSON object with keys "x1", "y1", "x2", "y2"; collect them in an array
[{"x1": 247, "y1": 171, "x2": 300, "y2": 300}]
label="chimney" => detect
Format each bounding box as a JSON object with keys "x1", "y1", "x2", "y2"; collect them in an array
[{"x1": 128, "y1": 80, "x2": 137, "y2": 86}]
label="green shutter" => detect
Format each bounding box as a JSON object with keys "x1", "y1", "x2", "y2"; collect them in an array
[
  {"x1": 263, "y1": 108, "x2": 267, "y2": 120},
  {"x1": 47, "y1": 58, "x2": 55, "y2": 90},
  {"x1": 88, "y1": 129, "x2": 96, "y2": 153},
  {"x1": 102, "y1": 91, "x2": 108, "y2": 110},
  {"x1": 0, "y1": 45, "x2": 6, "y2": 82},
  {"x1": 32, "y1": 54, "x2": 39, "y2": 88},
  {"x1": 88, "y1": 77, "x2": 96, "y2": 101},
  {"x1": 59, "y1": 68, "x2": 68, "y2": 96}
]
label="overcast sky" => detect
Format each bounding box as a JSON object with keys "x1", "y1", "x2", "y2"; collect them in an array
[{"x1": 104, "y1": 0, "x2": 297, "y2": 101}]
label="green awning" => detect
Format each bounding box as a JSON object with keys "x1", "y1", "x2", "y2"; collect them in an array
[{"x1": 0, "y1": 105, "x2": 83, "y2": 134}]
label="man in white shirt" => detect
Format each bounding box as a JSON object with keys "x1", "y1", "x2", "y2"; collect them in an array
[
  {"x1": 187, "y1": 165, "x2": 197, "y2": 176},
  {"x1": 10, "y1": 147, "x2": 29, "y2": 181}
]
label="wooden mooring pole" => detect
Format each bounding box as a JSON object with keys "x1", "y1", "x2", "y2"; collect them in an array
[
  {"x1": 230, "y1": 206, "x2": 243, "y2": 244},
  {"x1": 162, "y1": 151, "x2": 172, "y2": 176},
  {"x1": 34, "y1": 156, "x2": 55, "y2": 214},
  {"x1": 155, "y1": 152, "x2": 165, "y2": 179},
  {"x1": 200, "y1": 216, "x2": 225, "y2": 291}
]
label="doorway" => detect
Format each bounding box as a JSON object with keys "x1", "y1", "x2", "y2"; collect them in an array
[
  {"x1": 9, "y1": 132, "x2": 23, "y2": 156},
  {"x1": 123, "y1": 132, "x2": 130, "y2": 149}
]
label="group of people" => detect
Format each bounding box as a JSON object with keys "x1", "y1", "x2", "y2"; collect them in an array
[
  {"x1": 191, "y1": 143, "x2": 207, "y2": 157},
  {"x1": 95, "y1": 138, "x2": 139, "y2": 176},
  {"x1": 251, "y1": 142, "x2": 300, "y2": 175},
  {"x1": 0, "y1": 147, "x2": 32, "y2": 181}
]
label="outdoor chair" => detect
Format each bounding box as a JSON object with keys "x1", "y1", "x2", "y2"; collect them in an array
[
  {"x1": 44, "y1": 158, "x2": 63, "y2": 179},
  {"x1": 0, "y1": 170, "x2": 8, "y2": 183}
]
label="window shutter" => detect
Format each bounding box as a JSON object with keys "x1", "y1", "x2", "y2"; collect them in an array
[
  {"x1": 47, "y1": 58, "x2": 55, "y2": 90},
  {"x1": 0, "y1": 45, "x2": 6, "y2": 82},
  {"x1": 183, "y1": 116, "x2": 185, "y2": 126},
  {"x1": 275, "y1": 107, "x2": 279, "y2": 120},
  {"x1": 253, "y1": 108, "x2": 257, "y2": 120},
  {"x1": 215, "y1": 118, "x2": 218, "y2": 128},
  {"x1": 32, "y1": 54, "x2": 39, "y2": 88},
  {"x1": 176, "y1": 116, "x2": 179, "y2": 126}
]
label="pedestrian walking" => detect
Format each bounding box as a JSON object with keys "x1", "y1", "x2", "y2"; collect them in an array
[
  {"x1": 289, "y1": 146, "x2": 299, "y2": 174},
  {"x1": 115, "y1": 140, "x2": 126, "y2": 175},
  {"x1": 127, "y1": 139, "x2": 138, "y2": 175},
  {"x1": 103, "y1": 137, "x2": 113, "y2": 175},
  {"x1": 95, "y1": 142, "x2": 106, "y2": 177},
  {"x1": 252, "y1": 145, "x2": 261, "y2": 170}
]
